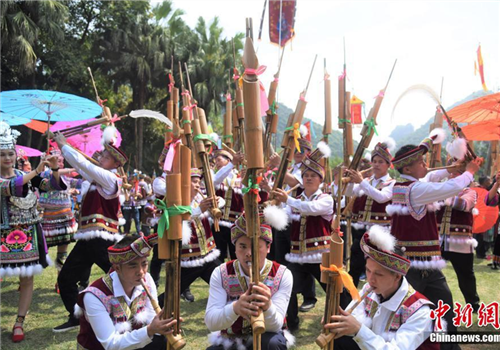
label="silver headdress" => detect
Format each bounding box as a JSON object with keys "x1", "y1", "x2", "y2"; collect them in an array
[{"x1": 0, "y1": 121, "x2": 21, "y2": 150}]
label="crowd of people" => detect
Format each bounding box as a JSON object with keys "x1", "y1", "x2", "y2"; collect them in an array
[{"x1": 1, "y1": 119, "x2": 499, "y2": 350}]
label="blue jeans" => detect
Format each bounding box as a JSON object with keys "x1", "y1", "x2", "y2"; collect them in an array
[{"x1": 122, "y1": 207, "x2": 140, "y2": 233}]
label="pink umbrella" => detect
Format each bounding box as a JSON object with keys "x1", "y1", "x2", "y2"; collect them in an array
[
  {"x1": 50, "y1": 119, "x2": 121, "y2": 157},
  {"x1": 16, "y1": 145, "x2": 42, "y2": 157}
]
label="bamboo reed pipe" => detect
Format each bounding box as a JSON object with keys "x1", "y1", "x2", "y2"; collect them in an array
[{"x1": 315, "y1": 286, "x2": 374, "y2": 348}]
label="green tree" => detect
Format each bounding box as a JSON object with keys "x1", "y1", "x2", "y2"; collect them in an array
[
  {"x1": 1, "y1": 0, "x2": 68, "y2": 88},
  {"x1": 187, "y1": 17, "x2": 244, "y2": 120}
]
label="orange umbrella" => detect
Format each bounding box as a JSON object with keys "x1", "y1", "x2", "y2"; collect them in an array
[
  {"x1": 472, "y1": 187, "x2": 499, "y2": 233},
  {"x1": 448, "y1": 92, "x2": 500, "y2": 123},
  {"x1": 462, "y1": 119, "x2": 500, "y2": 141}
]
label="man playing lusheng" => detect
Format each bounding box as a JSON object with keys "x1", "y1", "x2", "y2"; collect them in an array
[
  {"x1": 325, "y1": 226, "x2": 437, "y2": 350},
  {"x1": 387, "y1": 131, "x2": 481, "y2": 348},
  {"x1": 52, "y1": 128, "x2": 128, "y2": 332},
  {"x1": 205, "y1": 213, "x2": 294, "y2": 350},
  {"x1": 76, "y1": 233, "x2": 177, "y2": 349}
]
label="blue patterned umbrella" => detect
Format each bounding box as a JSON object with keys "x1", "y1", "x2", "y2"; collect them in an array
[
  {"x1": 0, "y1": 90, "x2": 102, "y2": 123},
  {"x1": 0, "y1": 111, "x2": 31, "y2": 126}
]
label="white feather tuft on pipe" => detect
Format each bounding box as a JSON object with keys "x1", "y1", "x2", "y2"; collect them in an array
[
  {"x1": 129, "y1": 109, "x2": 173, "y2": 128},
  {"x1": 316, "y1": 141, "x2": 331, "y2": 158},
  {"x1": 446, "y1": 138, "x2": 467, "y2": 160},
  {"x1": 429, "y1": 128, "x2": 446, "y2": 144}
]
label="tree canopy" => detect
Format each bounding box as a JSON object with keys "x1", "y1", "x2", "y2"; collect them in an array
[{"x1": 1, "y1": 0, "x2": 244, "y2": 172}]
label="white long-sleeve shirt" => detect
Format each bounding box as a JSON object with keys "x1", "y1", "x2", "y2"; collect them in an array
[
  {"x1": 82, "y1": 272, "x2": 157, "y2": 350},
  {"x1": 349, "y1": 279, "x2": 433, "y2": 350},
  {"x1": 348, "y1": 174, "x2": 395, "y2": 204},
  {"x1": 400, "y1": 170, "x2": 474, "y2": 212},
  {"x1": 213, "y1": 162, "x2": 236, "y2": 188},
  {"x1": 286, "y1": 188, "x2": 334, "y2": 221},
  {"x1": 205, "y1": 260, "x2": 293, "y2": 333},
  {"x1": 61, "y1": 145, "x2": 118, "y2": 196}
]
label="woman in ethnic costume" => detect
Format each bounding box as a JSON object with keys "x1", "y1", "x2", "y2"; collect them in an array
[
  {"x1": 38, "y1": 146, "x2": 82, "y2": 292},
  {"x1": 0, "y1": 122, "x2": 66, "y2": 342}
]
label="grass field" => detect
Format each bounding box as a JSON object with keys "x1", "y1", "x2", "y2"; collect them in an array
[{"x1": 1, "y1": 243, "x2": 499, "y2": 349}]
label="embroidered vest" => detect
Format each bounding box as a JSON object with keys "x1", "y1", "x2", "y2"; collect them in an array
[
  {"x1": 216, "y1": 179, "x2": 269, "y2": 226},
  {"x1": 436, "y1": 191, "x2": 474, "y2": 242},
  {"x1": 181, "y1": 216, "x2": 217, "y2": 263},
  {"x1": 76, "y1": 273, "x2": 149, "y2": 350},
  {"x1": 363, "y1": 285, "x2": 438, "y2": 350},
  {"x1": 289, "y1": 193, "x2": 332, "y2": 258},
  {"x1": 79, "y1": 174, "x2": 122, "y2": 238},
  {"x1": 388, "y1": 181, "x2": 443, "y2": 269},
  {"x1": 219, "y1": 260, "x2": 287, "y2": 337},
  {"x1": 352, "y1": 178, "x2": 394, "y2": 225}
]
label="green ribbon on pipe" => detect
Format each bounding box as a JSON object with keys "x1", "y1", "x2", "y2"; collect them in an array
[
  {"x1": 193, "y1": 134, "x2": 216, "y2": 144},
  {"x1": 154, "y1": 199, "x2": 192, "y2": 238},
  {"x1": 363, "y1": 118, "x2": 378, "y2": 136},
  {"x1": 241, "y1": 177, "x2": 259, "y2": 195}
]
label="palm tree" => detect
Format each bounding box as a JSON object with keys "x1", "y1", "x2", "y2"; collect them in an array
[
  {"x1": 1, "y1": 0, "x2": 67, "y2": 85},
  {"x1": 96, "y1": 0, "x2": 189, "y2": 170},
  {"x1": 187, "y1": 17, "x2": 244, "y2": 120}
]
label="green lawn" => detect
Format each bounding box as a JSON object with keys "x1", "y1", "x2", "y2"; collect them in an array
[{"x1": 1, "y1": 244, "x2": 499, "y2": 349}]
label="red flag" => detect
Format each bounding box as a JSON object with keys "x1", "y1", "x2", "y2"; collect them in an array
[
  {"x1": 350, "y1": 95, "x2": 364, "y2": 125},
  {"x1": 477, "y1": 45, "x2": 488, "y2": 92},
  {"x1": 303, "y1": 121, "x2": 312, "y2": 141},
  {"x1": 269, "y1": 0, "x2": 296, "y2": 47}
]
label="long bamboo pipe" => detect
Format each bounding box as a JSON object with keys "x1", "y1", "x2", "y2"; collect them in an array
[
  {"x1": 315, "y1": 286, "x2": 374, "y2": 348},
  {"x1": 140, "y1": 280, "x2": 186, "y2": 350}
]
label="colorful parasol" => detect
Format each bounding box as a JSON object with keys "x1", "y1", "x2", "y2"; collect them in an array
[
  {"x1": 0, "y1": 111, "x2": 31, "y2": 126},
  {"x1": 0, "y1": 90, "x2": 102, "y2": 122},
  {"x1": 472, "y1": 187, "x2": 499, "y2": 233},
  {"x1": 54, "y1": 122, "x2": 122, "y2": 157},
  {"x1": 462, "y1": 119, "x2": 500, "y2": 141},
  {"x1": 16, "y1": 145, "x2": 42, "y2": 157},
  {"x1": 447, "y1": 92, "x2": 500, "y2": 123}
]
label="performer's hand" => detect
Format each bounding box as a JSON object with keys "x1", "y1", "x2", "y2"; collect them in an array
[
  {"x1": 495, "y1": 171, "x2": 500, "y2": 185},
  {"x1": 466, "y1": 158, "x2": 482, "y2": 175},
  {"x1": 46, "y1": 155, "x2": 59, "y2": 170},
  {"x1": 268, "y1": 152, "x2": 281, "y2": 168},
  {"x1": 272, "y1": 188, "x2": 288, "y2": 203},
  {"x1": 35, "y1": 158, "x2": 49, "y2": 175},
  {"x1": 346, "y1": 169, "x2": 363, "y2": 184},
  {"x1": 250, "y1": 282, "x2": 272, "y2": 311},
  {"x1": 259, "y1": 177, "x2": 272, "y2": 193},
  {"x1": 325, "y1": 307, "x2": 361, "y2": 338},
  {"x1": 200, "y1": 197, "x2": 214, "y2": 213},
  {"x1": 147, "y1": 313, "x2": 182, "y2": 337},
  {"x1": 52, "y1": 132, "x2": 68, "y2": 148},
  {"x1": 233, "y1": 287, "x2": 260, "y2": 320},
  {"x1": 233, "y1": 152, "x2": 244, "y2": 166}
]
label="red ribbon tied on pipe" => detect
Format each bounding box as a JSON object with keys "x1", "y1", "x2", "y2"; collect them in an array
[
  {"x1": 244, "y1": 65, "x2": 267, "y2": 76},
  {"x1": 168, "y1": 74, "x2": 174, "y2": 92},
  {"x1": 183, "y1": 104, "x2": 196, "y2": 120}
]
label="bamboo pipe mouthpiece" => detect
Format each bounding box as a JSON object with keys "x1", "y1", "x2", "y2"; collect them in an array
[
  {"x1": 166, "y1": 333, "x2": 186, "y2": 350},
  {"x1": 251, "y1": 313, "x2": 266, "y2": 335},
  {"x1": 211, "y1": 207, "x2": 223, "y2": 220},
  {"x1": 315, "y1": 332, "x2": 335, "y2": 348}
]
